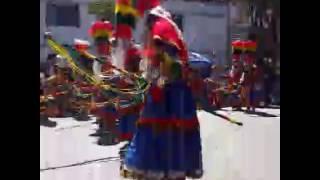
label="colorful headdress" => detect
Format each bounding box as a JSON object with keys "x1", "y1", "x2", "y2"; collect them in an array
[
  {"x1": 151, "y1": 18, "x2": 188, "y2": 62},
  {"x1": 243, "y1": 40, "x2": 257, "y2": 52},
  {"x1": 124, "y1": 43, "x2": 142, "y2": 72},
  {"x1": 88, "y1": 20, "x2": 113, "y2": 40},
  {"x1": 232, "y1": 40, "x2": 257, "y2": 52},
  {"x1": 88, "y1": 21, "x2": 113, "y2": 56},
  {"x1": 115, "y1": 0, "x2": 160, "y2": 39},
  {"x1": 232, "y1": 40, "x2": 245, "y2": 51},
  {"x1": 149, "y1": 6, "x2": 172, "y2": 20},
  {"x1": 74, "y1": 39, "x2": 90, "y2": 52}
]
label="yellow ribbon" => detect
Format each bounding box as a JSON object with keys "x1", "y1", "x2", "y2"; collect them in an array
[{"x1": 46, "y1": 38, "x2": 150, "y2": 95}]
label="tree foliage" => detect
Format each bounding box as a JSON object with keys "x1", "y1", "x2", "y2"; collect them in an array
[{"x1": 88, "y1": 0, "x2": 115, "y2": 23}]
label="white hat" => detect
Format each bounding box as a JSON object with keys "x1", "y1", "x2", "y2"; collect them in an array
[
  {"x1": 149, "y1": 6, "x2": 172, "y2": 20},
  {"x1": 74, "y1": 38, "x2": 90, "y2": 46},
  {"x1": 55, "y1": 55, "x2": 68, "y2": 68},
  {"x1": 148, "y1": 6, "x2": 184, "y2": 42},
  {"x1": 40, "y1": 72, "x2": 45, "y2": 79}
]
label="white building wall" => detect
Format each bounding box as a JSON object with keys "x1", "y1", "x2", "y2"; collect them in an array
[
  {"x1": 40, "y1": 1, "x2": 47, "y2": 63},
  {"x1": 40, "y1": 0, "x2": 96, "y2": 63},
  {"x1": 133, "y1": 1, "x2": 229, "y2": 65}
]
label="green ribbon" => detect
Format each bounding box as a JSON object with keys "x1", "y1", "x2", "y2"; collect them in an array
[{"x1": 171, "y1": 62, "x2": 182, "y2": 80}]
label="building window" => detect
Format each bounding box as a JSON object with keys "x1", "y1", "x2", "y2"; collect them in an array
[
  {"x1": 46, "y1": 3, "x2": 80, "y2": 27},
  {"x1": 171, "y1": 14, "x2": 184, "y2": 32}
]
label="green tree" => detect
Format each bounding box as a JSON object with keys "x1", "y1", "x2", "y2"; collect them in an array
[{"x1": 88, "y1": 0, "x2": 115, "y2": 23}]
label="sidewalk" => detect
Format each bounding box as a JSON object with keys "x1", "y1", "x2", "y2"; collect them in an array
[{"x1": 40, "y1": 108, "x2": 280, "y2": 180}]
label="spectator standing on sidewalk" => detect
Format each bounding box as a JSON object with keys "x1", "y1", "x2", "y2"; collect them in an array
[
  {"x1": 263, "y1": 58, "x2": 275, "y2": 106},
  {"x1": 252, "y1": 59, "x2": 265, "y2": 107},
  {"x1": 205, "y1": 65, "x2": 225, "y2": 109},
  {"x1": 240, "y1": 54, "x2": 257, "y2": 112},
  {"x1": 227, "y1": 55, "x2": 243, "y2": 110}
]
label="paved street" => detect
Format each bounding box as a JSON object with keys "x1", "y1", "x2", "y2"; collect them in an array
[{"x1": 40, "y1": 108, "x2": 280, "y2": 180}]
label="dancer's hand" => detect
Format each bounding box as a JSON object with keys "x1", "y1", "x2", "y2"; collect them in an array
[{"x1": 157, "y1": 77, "x2": 167, "y2": 88}]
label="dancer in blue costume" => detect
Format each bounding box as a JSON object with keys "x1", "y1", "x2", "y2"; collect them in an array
[
  {"x1": 123, "y1": 6, "x2": 203, "y2": 180},
  {"x1": 117, "y1": 41, "x2": 143, "y2": 143}
]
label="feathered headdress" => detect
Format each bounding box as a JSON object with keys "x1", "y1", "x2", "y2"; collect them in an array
[
  {"x1": 232, "y1": 40, "x2": 257, "y2": 52},
  {"x1": 243, "y1": 40, "x2": 257, "y2": 52},
  {"x1": 114, "y1": 0, "x2": 160, "y2": 39},
  {"x1": 88, "y1": 20, "x2": 113, "y2": 40},
  {"x1": 150, "y1": 14, "x2": 188, "y2": 62},
  {"x1": 74, "y1": 39, "x2": 90, "y2": 52}
]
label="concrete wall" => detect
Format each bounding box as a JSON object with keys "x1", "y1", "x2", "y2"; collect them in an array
[
  {"x1": 165, "y1": 1, "x2": 228, "y2": 65},
  {"x1": 40, "y1": 0, "x2": 47, "y2": 64},
  {"x1": 133, "y1": 1, "x2": 229, "y2": 65},
  {"x1": 40, "y1": 0, "x2": 96, "y2": 63}
]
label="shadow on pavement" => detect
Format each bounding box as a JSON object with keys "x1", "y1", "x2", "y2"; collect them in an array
[
  {"x1": 95, "y1": 132, "x2": 120, "y2": 146},
  {"x1": 245, "y1": 110, "x2": 278, "y2": 117},
  {"x1": 198, "y1": 96, "x2": 278, "y2": 118},
  {"x1": 89, "y1": 129, "x2": 104, "y2": 137},
  {"x1": 40, "y1": 117, "x2": 57, "y2": 128},
  {"x1": 200, "y1": 103, "x2": 244, "y2": 126},
  {"x1": 74, "y1": 115, "x2": 92, "y2": 121},
  {"x1": 198, "y1": 98, "x2": 232, "y2": 122},
  {"x1": 266, "y1": 105, "x2": 280, "y2": 109}
]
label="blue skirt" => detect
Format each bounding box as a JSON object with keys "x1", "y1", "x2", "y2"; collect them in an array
[
  {"x1": 252, "y1": 88, "x2": 265, "y2": 106},
  {"x1": 125, "y1": 80, "x2": 203, "y2": 177},
  {"x1": 118, "y1": 114, "x2": 138, "y2": 141}
]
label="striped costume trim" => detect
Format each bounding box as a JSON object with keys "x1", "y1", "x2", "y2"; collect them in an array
[{"x1": 137, "y1": 117, "x2": 199, "y2": 129}]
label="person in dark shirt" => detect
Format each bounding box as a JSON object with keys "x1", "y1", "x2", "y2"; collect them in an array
[{"x1": 263, "y1": 58, "x2": 275, "y2": 106}]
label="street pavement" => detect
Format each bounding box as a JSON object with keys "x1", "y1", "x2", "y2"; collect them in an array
[{"x1": 40, "y1": 108, "x2": 280, "y2": 180}]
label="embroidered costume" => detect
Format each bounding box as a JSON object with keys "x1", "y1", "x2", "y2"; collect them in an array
[{"x1": 123, "y1": 6, "x2": 203, "y2": 179}]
